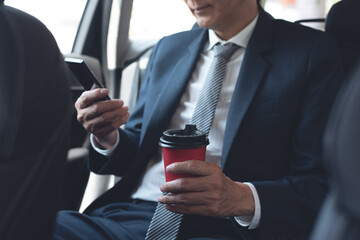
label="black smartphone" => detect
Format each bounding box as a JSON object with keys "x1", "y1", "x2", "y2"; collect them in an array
[{"x1": 65, "y1": 57, "x2": 110, "y2": 101}]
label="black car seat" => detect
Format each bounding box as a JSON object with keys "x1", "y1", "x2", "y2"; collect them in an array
[
  {"x1": 0, "y1": 2, "x2": 73, "y2": 240},
  {"x1": 310, "y1": 1, "x2": 360, "y2": 239},
  {"x1": 325, "y1": 0, "x2": 360, "y2": 74},
  {"x1": 310, "y1": 59, "x2": 360, "y2": 240}
]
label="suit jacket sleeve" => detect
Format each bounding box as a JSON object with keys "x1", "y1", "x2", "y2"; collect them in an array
[{"x1": 87, "y1": 40, "x2": 163, "y2": 176}]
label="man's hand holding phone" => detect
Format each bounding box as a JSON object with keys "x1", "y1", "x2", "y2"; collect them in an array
[{"x1": 75, "y1": 88, "x2": 129, "y2": 149}]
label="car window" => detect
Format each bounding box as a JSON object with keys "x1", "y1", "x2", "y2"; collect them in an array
[
  {"x1": 6, "y1": 0, "x2": 87, "y2": 54},
  {"x1": 264, "y1": 0, "x2": 341, "y2": 30},
  {"x1": 129, "y1": 0, "x2": 196, "y2": 40}
]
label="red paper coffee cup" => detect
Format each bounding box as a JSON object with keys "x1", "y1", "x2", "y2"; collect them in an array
[{"x1": 159, "y1": 124, "x2": 209, "y2": 182}]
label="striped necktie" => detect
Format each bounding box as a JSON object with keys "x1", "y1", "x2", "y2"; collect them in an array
[
  {"x1": 191, "y1": 43, "x2": 239, "y2": 134},
  {"x1": 145, "y1": 43, "x2": 239, "y2": 240}
]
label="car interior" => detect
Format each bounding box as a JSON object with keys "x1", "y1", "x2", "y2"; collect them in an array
[{"x1": 0, "y1": 0, "x2": 359, "y2": 239}]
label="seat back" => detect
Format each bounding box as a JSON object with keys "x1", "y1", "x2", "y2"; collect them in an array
[
  {"x1": 325, "y1": 0, "x2": 360, "y2": 74},
  {"x1": 310, "y1": 2, "x2": 360, "y2": 238},
  {"x1": 323, "y1": 0, "x2": 360, "y2": 215},
  {"x1": 0, "y1": 3, "x2": 72, "y2": 240},
  {"x1": 310, "y1": 59, "x2": 360, "y2": 240}
]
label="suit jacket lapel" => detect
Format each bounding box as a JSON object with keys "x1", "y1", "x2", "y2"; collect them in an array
[{"x1": 222, "y1": 8, "x2": 274, "y2": 168}]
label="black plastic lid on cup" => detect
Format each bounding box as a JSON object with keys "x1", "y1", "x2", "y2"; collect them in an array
[{"x1": 159, "y1": 124, "x2": 209, "y2": 149}]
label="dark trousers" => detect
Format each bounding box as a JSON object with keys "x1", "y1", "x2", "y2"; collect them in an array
[{"x1": 54, "y1": 199, "x2": 242, "y2": 240}]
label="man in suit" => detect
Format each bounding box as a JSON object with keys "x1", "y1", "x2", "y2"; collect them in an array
[{"x1": 54, "y1": 0, "x2": 343, "y2": 239}]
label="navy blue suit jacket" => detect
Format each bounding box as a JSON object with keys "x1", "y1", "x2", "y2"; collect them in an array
[{"x1": 87, "y1": 7, "x2": 343, "y2": 239}]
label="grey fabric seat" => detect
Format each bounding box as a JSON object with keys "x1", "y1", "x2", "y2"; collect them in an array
[{"x1": 0, "y1": 2, "x2": 73, "y2": 239}]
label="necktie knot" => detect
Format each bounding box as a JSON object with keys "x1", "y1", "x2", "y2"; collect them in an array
[{"x1": 213, "y1": 43, "x2": 239, "y2": 61}]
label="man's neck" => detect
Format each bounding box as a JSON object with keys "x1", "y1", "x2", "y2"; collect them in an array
[{"x1": 215, "y1": 2, "x2": 259, "y2": 41}]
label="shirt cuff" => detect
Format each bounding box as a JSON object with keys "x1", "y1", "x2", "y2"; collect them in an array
[
  {"x1": 90, "y1": 131, "x2": 119, "y2": 157},
  {"x1": 234, "y1": 182, "x2": 261, "y2": 229}
]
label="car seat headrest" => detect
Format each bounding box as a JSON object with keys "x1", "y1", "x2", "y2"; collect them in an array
[{"x1": 325, "y1": 0, "x2": 360, "y2": 45}]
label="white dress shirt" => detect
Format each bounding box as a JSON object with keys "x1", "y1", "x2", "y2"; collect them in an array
[{"x1": 91, "y1": 15, "x2": 260, "y2": 229}]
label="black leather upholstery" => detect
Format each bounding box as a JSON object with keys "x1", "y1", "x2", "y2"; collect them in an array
[
  {"x1": 0, "y1": 5, "x2": 72, "y2": 240},
  {"x1": 311, "y1": 1, "x2": 360, "y2": 237},
  {"x1": 325, "y1": 0, "x2": 360, "y2": 74},
  {"x1": 311, "y1": 1, "x2": 360, "y2": 238},
  {"x1": 326, "y1": 0, "x2": 360, "y2": 45},
  {"x1": 310, "y1": 60, "x2": 360, "y2": 240},
  {"x1": 326, "y1": 62, "x2": 360, "y2": 220}
]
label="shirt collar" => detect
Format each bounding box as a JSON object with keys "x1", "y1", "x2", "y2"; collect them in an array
[{"x1": 207, "y1": 14, "x2": 259, "y2": 51}]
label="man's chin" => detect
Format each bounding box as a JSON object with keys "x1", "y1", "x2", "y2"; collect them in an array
[{"x1": 195, "y1": 19, "x2": 212, "y2": 29}]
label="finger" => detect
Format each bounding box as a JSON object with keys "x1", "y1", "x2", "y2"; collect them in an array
[
  {"x1": 84, "y1": 100, "x2": 126, "y2": 121},
  {"x1": 100, "y1": 106, "x2": 129, "y2": 123},
  {"x1": 166, "y1": 160, "x2": 219, "y2": 177},
  {"x1": 158, "y1": 181, "x2": 226, "y2": 205},
  {"x1": 158, "y1": 191, "x2": 209, "y2": 205},
  {"x1": 91, "y1": 113, "x2": 129, "y2": 138},
  {"x1": 77, "y1": 100, "x2": 126, "y2": 124},
  {"x1": 82, "y1": 109, "x2": 129, "y2": 135},
  {"x1": 75, "y1": 88, "x2": 109, "y2": 109},
  {"x1": 165, "y1": 202, "x2": 224, "y2": 218},
  {"x1": 161, "y1": 170, "x2": 227, "y2": 195},
  {"x1": 160, "y1": 177, "x2": 210, "y2": 193}
]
